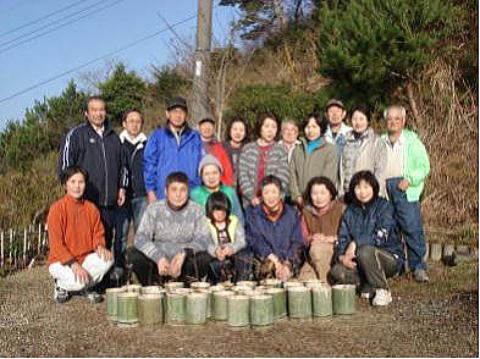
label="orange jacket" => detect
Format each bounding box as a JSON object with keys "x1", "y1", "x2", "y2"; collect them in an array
[{"x1": 47, "y1": 194, "x2": 105, "y2": 265}]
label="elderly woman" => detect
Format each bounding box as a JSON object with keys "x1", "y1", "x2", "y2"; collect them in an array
[{"x1": 339, "y1": 105, "x2": 387, "y2": 199}]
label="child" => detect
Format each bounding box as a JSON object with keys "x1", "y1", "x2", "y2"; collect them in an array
[
  {"x1": 47, "y1": 166, "x2": 113, "y2": 304},
  {"x1": 205, "y1": 192, "x2": 246, "y2": 283}
]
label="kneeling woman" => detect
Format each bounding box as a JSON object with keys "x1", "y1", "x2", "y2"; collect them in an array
[
  {"x1": 47, "y1": 166, "x2": 113, "y2": 304},
  {"x1": 331, "y1": 170, "x2": 404, "y2": 306},
  {"x1": 245, "y1": 175, "x2": 304, "y2": 281}
]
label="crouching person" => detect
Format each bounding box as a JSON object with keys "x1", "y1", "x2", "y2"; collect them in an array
[
  {"x1": 330, "y1": 171, "x2": 404, "y2": 306},
  {"x1": 128, "y1": 172, "x2": 211, "y2": 286},
  {"x1": 47, "y1": 166, "x2": 114, "y2": 304},
  {"x1": 205, "y1": 192, "x2": 246, "y2": 283}
]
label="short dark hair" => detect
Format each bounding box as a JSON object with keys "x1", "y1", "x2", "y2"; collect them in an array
[
  {"x1": 255, "y1": 112, "x2": 281, "y2": 141},
  {"x1": 347, "y1": 170, "x2": 379, "y2": 205},
  {"x1": 85, "y1": 96, "x2": 106, "y2": 112},
  {"x1": 303, "y1": 176, "x2": 337, "y2": 206},
  {"x1": 261, "y1": 175, "x2": 283, "y2": 193},
  {"x1": 205, "y1": 191, "x2": 232, "y2": 220},
  {"x1": 60, "y1": 166, "x2": 88, "y2": 186},
  {"x1": 301, "y1": 113, "x2": 327, "y2": 136},
  {"x1": 122, "y1": 108, "x2": 143, "y2": 123},
  {"x1": 350, "y1": 104, "x2": 371, "y2": 123},
  {"x1": 225, "y1": 116, "x2": 250, "y2": 144},
  {"x1": 166, "y1": 171, "x2": 189, "y2": 189}
]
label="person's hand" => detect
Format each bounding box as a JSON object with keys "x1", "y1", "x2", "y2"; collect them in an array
[
  {"x1": 340, "y1": 253, "x2": 357, "y2": 270},
  {"x1": 147, "y1": 191, "x2": 157, "y2": 205},
  {"x1": 215, "y1": 248, "x2": 226, "y2": 261},
  {"x1": 157, "y1": 257, "x2": 170, "y2": 276},
  {"x1": 71, "y1": 262, "x2": 90, "y2": 284},
  {"x1": 311, "y1": 233, "x2": 328, "y2": 243},
  {"x1": 397, "y1": 179, "x2": 410, "y2": 191},
  {"x1": 96, "y1": 245, "x2": 112, "y2": 262},
  {"x1": 222, "y1": 246, "x2": 234, "y2": 258},
  {"x1": 295, "y1": 196, "x2": 303, "y2": 207},
  {"x1": 251, "y1": 197, "x2": 261, "y2": 206},
  {"x1": 267, "y1": 253, "x2": 280, "y2": 266},
  {"x1": 169, "y1": 252, "x2": 186, "y2": 278},
  {"x1": 117, "y1": 188, "x2": 126, "y2": 206}
]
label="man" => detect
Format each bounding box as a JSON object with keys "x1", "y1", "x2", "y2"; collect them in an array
[
  {"x1": 128, "y1": 172, "x2": 211, "y2": 285},
  {"x1": 57, "y1": 96, "x2": 127, "y2": 250},
  {"x1": 144, "y1": 97, "x2": 203, "y2": 203},
  {"x1": 198, "y1": 117, "x2": 234, "y2": 186},
  {"x1": 382, "y1": 105, "x2": 430, "y2": 282},
  {"x1": 278, "y1": 119, "x2": 301, "y2": 164},
  {"x1": 324, "y1": 99, "x2": 352, "y2": 154}
]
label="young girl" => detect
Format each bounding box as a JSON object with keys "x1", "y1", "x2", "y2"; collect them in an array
[
  {"x1": 47, "y1": 166, "x2": 113, "y2": 304},
  {"x1": 205, "y1": 191, "x2": 246, "y2": 283},
  {"x1": 331, "y1": 170, "x2": 404, "y2": 306}
]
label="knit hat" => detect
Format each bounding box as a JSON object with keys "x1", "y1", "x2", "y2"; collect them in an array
[{"x1": 198, "y1": 154, "x2": 223, "y2": 176}]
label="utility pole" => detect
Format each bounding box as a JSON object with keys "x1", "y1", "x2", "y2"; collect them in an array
[{"x1": 191, "y1": 0, "x2": 212, "y2": 124}]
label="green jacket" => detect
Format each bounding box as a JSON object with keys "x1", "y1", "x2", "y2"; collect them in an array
[
  {"x1": 190, "y1": 184, "x2": 244, "y2": 223},
  {"x1": 381, "y1": 129, "x2": 430, "y2": 202}
]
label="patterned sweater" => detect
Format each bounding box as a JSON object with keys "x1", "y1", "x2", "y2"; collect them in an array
[{"x1": 134, "y1": 200, "x2": 210, "y2": 262}]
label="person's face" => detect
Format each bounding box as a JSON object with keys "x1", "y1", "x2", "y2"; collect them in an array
[
  {"x1": 212, "y1": 209, "x2": 227, "y2": 223},
  {"x1": 351, "y1": 110, "x2": 369, "y2": 133},
  {"x1": 85, "y1": 99, "x2": 106, "y2": 128},
  {"x1": 281, "y1": 123, "x2": 299, "y2": 145},
  {"x1": 199, "y1": 121, "x2": 215, "y2": 141},
  {"x1": 354, "y1": 179, "x2": 374, "y2": 204},
  {"x1": 260, "y1": 118, "x2": 278, "y2": 142},
  {"x1": 386, "y1": 109, "x2": 406, "y2": 134},
  {"x1": 165, "y1": 181, "x2": 189, "y2": 208},
  {"x1": 311, "y1": 184, "x2": 332, "y2": 209},
  {"x1": 123, "y1": 111, "x2": 143, "y2": 138},
  {"x1": 202, "y1": 164, "x2": 221, "y2": 189},
  {"x1": 166, "y1": 106, "x2": 188, "y2": 129},
  {"x1": 65, "y1": 173, "x2": 86, "y2": 199},
  {"x1": 230, "y1": 121, "x2": 246, "y2": 144},
  {"x1": 326, "y1": 105, "x2": 346, "y2": 126},
  {"x1": 262, "y1": 183, "x2": 282, "y2": 210},
  {"x1": 304, "y1": 118, "x2": 321, "y2": 141}
]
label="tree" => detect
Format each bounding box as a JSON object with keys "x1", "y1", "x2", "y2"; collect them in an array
[{"x1": 149, "y1": 65, "x2": 190, "y2": 103}]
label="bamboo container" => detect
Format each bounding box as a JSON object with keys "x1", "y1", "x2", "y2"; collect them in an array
[
  {"x1": 423, "y1": 241, "x2": 430, "y2": 262},
  {"x1": 213, "y1": 290, "x2": 234, "y2": 321},
  {"x1": 173, "y1": 288, "x2": 192, "y2": 295},
  {"x1": 443, "y1": 242, "x2": 455, "y2": 257},
  {"x1": 227, "y1": 295, "x2": 250, "y2": 327},
  {"x1": 250, "y1": 294, "x2": 274, "y2": 326},
  {"x1": 304, "y1": 279, "x2": 325, "y2": 288},
  {"x1": 265, "y1": 288, "x2": 287, "y2": 320},
  {"x1": 165, "y1": 282, "x2": 185, "y2": 292},
  {"x1": 197, "y1": 288, "x2": 212, "y2": 319},
  {"x1": 190, "y1": 281, "x2": 211, "y2": 291},
  {"x1": 430, "y1": 242, "x2": 442, "y2": 262},
  {"x1": 332, "y1": 284, "x2": 356, "y2": 315},
  {"x1": 232, "y1": 285, "x2": 251, "y2": 295},
  {"x1": 283, "y1": 281, "x2": 304, "y2": 289},
  {"x1": 287, "y1": 286, "x2": 312, "y2": 319},
  {"x1": 166, "y1": 292, "x2": 186, "y2": 325},
  {"x1": 125, "y1": 284, "x2": 142, "y2": 293},
  {"x1": 311, "y1": 284, "x2": 332, "y2": 317},
  {"x1": 236, "y1": 280, "x2": 256, "y2": 289},
  {"x1": 117, "y1": 292, "x2": 139, "y2": 327},
  {"x1": 185, "y1": 292, "x2": 208, "y2": 325},
  {"x1": 219, "y1": 281, "x2": 234, "y2": 290},
  {"x1": 141, "y1": 285, "x2": 162, "y2": 295},
  {"x1": 138, "y1": 293, "x2": 163, "y2": 325},
  {"x1": 106, "y1": 287, "x2": 126, "y2": 321},
  {"x1": 261, "y1": 278, "x2": 282, "y2": 288}
]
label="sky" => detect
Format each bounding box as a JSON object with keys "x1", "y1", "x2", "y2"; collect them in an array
[{"x1": 0, "y1": 0, "x2": 238, "y2": 130}]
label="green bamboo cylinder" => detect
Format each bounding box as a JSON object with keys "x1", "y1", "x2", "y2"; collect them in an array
[
  {"x1": 227, "y1": 295, "x2": 250, "y2": 327},
  {"x1": 173, "y1": 288, "x2": 192, "y2": 295},
  {"x1": 232, "y1": 286, "x2": 251, "y2": 295},
  {"x1": 185, "y1": 292, "x2": 208, "y2": 325},
  {"x1": 166, "y1": 292, "x2": 186, "y2": 325},
  {"x1": 197, "y1": 288, "x2": 212, "y2": 319},
  {"x1": 332, "y1": 284, "x2": 356, "y2": 315},
  {"x1": 106, "y1": 287, "x2": 125, "y2": 321},
  {"x1": 165, "y1": 281, "x2": 184, "y2": 292},
  {"x1": 117, "y1": 292, "x2": 139, "y2": 327},
  {"x1": 141, "y1": 285, "x2": 162, "y2": 295},
  {"x1": 283, "y1": 281, "x2": 304, "y2": 289},
  {"x1": 430, "y1": 242, "x2": 442, "y2": 262},
  {"x1": 219, "y1": 281, "x2": 234, "y2": 290},
  {"x1": 125, "y1": 284, "x2": 142, "y2": 293},
  {"x1": 209, "y1": 285, "x2": 224, "y2": 315},
  {"x1": 265, "y1": 288, "x2": 287, "y2": 320},
  {"x1": 250, "y1": 294, "x2": 274, "y2": 327},
  {"x1": 304, "y1": 279, "x2": 325, "y2": 288},
  {"x1": 261, "y1": 278, "x2": 282, "y2": 288},
  {"x1": 190, "y1": 281, "x2": 211, "y2": 291},
  {"x1": 311, "y1": 284, "x2": 332, "y2": 317},
  {"x1": 236, "y1": 280, "x2": 256, "y2": 289},
  {"x1": 287, "y1": 286, "x2": 312, "y2": 319},
  {"x1": 138, "y1": 293, "x2": 163, "y2": 325},
  {"x1": 245, "y1": 289, "x2": 265, "y2": 297},
  {"x1": 213, "y1": 290, "x2": 234, "y2": 321}
]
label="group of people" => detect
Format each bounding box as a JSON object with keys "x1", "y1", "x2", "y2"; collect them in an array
[{"x1": 47, "y1": 95, "x2": 430, "y2": 307}]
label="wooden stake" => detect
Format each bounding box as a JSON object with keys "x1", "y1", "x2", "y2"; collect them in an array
[
  {"x1": 213, "y1": 290, "x2": 234, "y2": 321},
  {"x1": 106, "y1": 287, "x2": 126, "y2": 321},
  {"x1": 185, "y1": 292, "x2": 208, "y2": 325},
  {"x1": 250, "y1": 294, "x2": 274, "y2": 326},
  {"x1": 227, "y1": 295, "x2": 250, "y2": 327},
  {"x1": 37, "y1": 223, "x2": 41, "y2": 254},
  {"x1": 423, "y1": 241, "x2": 430, "y2": 263},
  {"x1": 312, "y1": 284, "x2": 332, "y2": 317},
  {"x1": 265, "y1": 288, "x2": 287, "y2": 320},
  {"x1": 430, "y1": 242, "x2": 442, "y2": 262},
  {"x1": 138, "y1": 293, "x2": 164, "y2": 325},
  {"x1": 9, "y1": 229, "x2": 13, "y2": 264},
  {"x1": 117, "y1": 292, "x2": 139, "y2": 327},
  {"x1": 332, "y1": 284, "x2": 356, "y2": 315},
  {"x1": 287, "y1": 286, "x2": 312, "y2": 319},
  {"x1": 23, "y1": 228, "x2": 27, "y2": 265},
  {"x1": 0, "y1": 231, "x2": 4, "y2": 267}
]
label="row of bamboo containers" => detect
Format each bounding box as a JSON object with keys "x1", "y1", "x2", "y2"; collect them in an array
[{"x1": 106, "y1": 279, "x2": 357, "y2": 328}]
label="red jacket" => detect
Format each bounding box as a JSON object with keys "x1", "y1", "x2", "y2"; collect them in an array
[{"x1": 203, "y1": 141, "x2": 234, "y2": 186}]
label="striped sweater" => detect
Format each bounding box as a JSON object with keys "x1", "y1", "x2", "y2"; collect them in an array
[{"x1": 238, "y1": 141, "x2": 290, "y2": 205}]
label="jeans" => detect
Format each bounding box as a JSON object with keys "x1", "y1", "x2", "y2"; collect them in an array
[{"x1": 386, "y1": 177, "x2": 427, "y2": 270}]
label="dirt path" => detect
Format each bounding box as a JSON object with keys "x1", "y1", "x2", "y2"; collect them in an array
[{"x1": 0, "y1": 262, "x2": 477, "y2": 357}]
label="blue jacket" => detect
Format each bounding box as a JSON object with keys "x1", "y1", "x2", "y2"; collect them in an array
[
  {"x1": 245, "y1": 204, "x2": 304, "y2": 265},
  {"x1": 143, "y1": 125, "x2": 202, "y2": 199},
  {"x1": 337, "y1": 197, "x2": 404, "y2": 273}
]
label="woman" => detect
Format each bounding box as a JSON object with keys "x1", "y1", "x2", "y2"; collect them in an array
[
  {"x1": 47, "y1": 166, "x2": 113, "y2": 304},
  {"x1": 330, "y1": 171, "x2": 404, "y2": 306},
  {"x1": 244, "y1": 175, "x2": 304, "y2": 281},
  {"x1": 290, "y1": 113, "x2": 338, "y2": 207},
  {"x1": 298, "y1": 176, "x2": 345, "y2": 282},
  {"x1": 238, "y1": 112, "x2": 289, "y2": 208},
  {"x1": 223, "y1": 116, "x2": 249, "y2": 182},
  {"x1": 339, "y1": 105, "x2": 387, "y2": 199}
]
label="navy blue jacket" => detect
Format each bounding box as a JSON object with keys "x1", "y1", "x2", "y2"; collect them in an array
[
  {"x1": 245, "y1": 204, "x2": 304, "y2": 265},
  {"x1": 121, "y1": 135, "x2": 147, "y2": 199},
  {"x1": 337, "y1": 197, "x2": 404, "y2": 273},
  {"x1": 57, "y1": 121, "x2": 127, "y2": 207}
]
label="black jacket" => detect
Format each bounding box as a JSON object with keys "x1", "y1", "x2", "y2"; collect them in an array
[
  {"x1": 57, "y1": 121, "x2": 127, "y2": 207},
  {"x1": 120, "y1": 133, "x2": 147, "y2": 199}
]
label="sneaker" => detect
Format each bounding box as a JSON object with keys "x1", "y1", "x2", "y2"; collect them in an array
[
  {"x1": 82, "y1": 289, "x2": 103, "y2": 304},
  {"x1": 372, "y1": 288, "x2": 392, "y2": 306},
  {"x1": 53, "y1": 284, "x2": 69, "y2": 304},
  {"x1": 414, "y1": 269, "x2": 430, "y2": 282}
]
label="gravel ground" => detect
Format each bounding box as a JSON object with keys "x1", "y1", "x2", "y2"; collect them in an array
[{"x1": 0, "y1": 261, "x2": 477, "y2": 357}]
